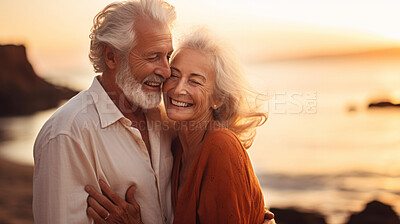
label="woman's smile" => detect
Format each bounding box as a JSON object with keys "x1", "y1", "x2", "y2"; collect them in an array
[{"x1": 169, "y1": 97, "x2": 194, "y2": 108}]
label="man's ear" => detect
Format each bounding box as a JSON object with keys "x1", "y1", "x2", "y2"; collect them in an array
[{"x1": 104, "y1": 45, "x2": 119, "y2": 70}]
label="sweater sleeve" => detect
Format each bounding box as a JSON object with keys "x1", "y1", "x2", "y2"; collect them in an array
[{"x1": 197, "y1": 130, "x2": 264, "y2": 224}]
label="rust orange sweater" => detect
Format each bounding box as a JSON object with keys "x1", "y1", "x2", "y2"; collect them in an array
[{"x1": 171, "y1": 128, "x2": 265, "y2": 224}]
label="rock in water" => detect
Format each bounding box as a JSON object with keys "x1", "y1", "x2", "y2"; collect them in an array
[
  {"x1": 270, "y1": 207, "x2": 327, "y2": 224},
  {"x1": 346, "y1": 200, "x2": 400, "y2": 224},
  {"x1": 368, "y1": 101, "x2": 400, "y2": 108},
  {"x1": 0, "y1": 44, "x2": 78, "y2": 116}
]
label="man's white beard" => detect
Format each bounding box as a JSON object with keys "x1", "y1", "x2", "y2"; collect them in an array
[{"x1": 115, "y1": 60, "x2": 162, "y2": 110}]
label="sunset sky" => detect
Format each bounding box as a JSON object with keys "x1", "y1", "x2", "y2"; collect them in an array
[{"x1": 1, "y1": 0, "x2": 400, "y2": 77}]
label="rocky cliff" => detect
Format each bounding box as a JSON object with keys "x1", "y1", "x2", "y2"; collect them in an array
[
  {"x1": 270, "y1": 200, "x2": 400, "y2": 224},
  {"x1": 345, "y1": 200, "x2": 400, "y2": 224},
  {"x1": 0, "y1": 44, "x2": 78, "y2": 116},
  {"x1": 270, "y1": 207, "x2": 327, "y2": 224}
]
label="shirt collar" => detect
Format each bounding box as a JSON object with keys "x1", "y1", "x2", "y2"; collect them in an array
[{"x1": 89, "y1": 77, "x2": 125, "y2": 129}]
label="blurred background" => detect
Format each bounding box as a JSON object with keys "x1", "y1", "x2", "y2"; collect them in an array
[{"x1": 1, "y1": 0, "x2": 400, "y2": 223}]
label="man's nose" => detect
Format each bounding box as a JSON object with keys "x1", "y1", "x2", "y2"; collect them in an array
[{"x1": 155, "y1": 57, "x2": 171, "y2": 79}]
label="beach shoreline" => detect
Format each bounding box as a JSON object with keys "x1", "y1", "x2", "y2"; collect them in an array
[
  {"x1": 1, "y1": 155, "x2": 399, "y2": 224},
  {"x1": 0, "y1": 157, "x2": 34, "y2": 224}
]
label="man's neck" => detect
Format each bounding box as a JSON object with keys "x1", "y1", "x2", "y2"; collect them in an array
[
  {"x1": 98, "y1": 74, "x2": 153, "y2": 162},
  {"x1": 98, "y1": 74, "x2": 143, "y2": 118}
]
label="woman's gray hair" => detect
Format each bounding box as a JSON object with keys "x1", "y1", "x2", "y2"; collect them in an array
[
  {"x1": 172, "y1": 27, "x2": 267, "y2": 149},
  {"x1": 89, "y1": 0, "x2": 176, "y2": 73}
]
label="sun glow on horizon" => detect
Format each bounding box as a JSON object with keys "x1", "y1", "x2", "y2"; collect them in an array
[
  {"x1": 376, "y1": 30, "x2": 400, "y2": 41},
  {"x1": 391, "y1": 90, "x2": 400, "y2": 104},
  {"x1": 2, "y1": 0, "x2": 400, "y2": 74}
]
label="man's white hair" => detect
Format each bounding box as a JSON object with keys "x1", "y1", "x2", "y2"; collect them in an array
[{"x1": 89, "y1": 0, "x2": 176, "y2": 73}]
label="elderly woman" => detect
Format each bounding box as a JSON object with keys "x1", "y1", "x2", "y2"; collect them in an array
[
  {"x1": 164, "y1": 28, "x2": 267, "y2": 223},
  {"x1": 86, "y1": 28, "x2": 270, "y2": 224}
]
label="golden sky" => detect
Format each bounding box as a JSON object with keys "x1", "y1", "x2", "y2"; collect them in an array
[{"x1": 1, "y1": 0, "x2": 400, "y2": 77}]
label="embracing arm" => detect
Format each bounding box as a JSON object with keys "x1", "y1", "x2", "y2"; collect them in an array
[{"x1": 33, "y1": 134, "x2": 97, "y2": 224}]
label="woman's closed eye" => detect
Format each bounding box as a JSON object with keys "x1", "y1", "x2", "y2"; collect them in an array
[
  {"x1": 189, "y1": 79, "x2": 203, "y2": 86},
  {"x1": 165, "y1": 73, "x2": 179, "y2": 83},
  {"x1": 169, "y1": 73, "x2": 179, "y2": 79}
]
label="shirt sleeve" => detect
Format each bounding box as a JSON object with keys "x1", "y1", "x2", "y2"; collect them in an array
[
  {"x1": 197, "y1": 131, "x2": 261, "y2": 224},
  {"x1": 33, "y1": 134, "x2": 98, "y2": 224}
]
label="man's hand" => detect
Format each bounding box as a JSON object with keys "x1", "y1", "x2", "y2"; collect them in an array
[
  {"x1": 263, "y1": 209, "x2": 276, "y2": 224},
  {"x1": 85, "y1": 180, "x2": 143, "y2": 224}
]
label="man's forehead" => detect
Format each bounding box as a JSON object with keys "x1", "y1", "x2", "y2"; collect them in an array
[
  {"x1": 135, "y1": 33, "x2": 172, "y2": 52},
  {"x1": 133, "y1": 19, "x2": 172, "y2": 50},
  {"x1": 134, "y1": 28, "x2": 172, "y2": 54},
  {"x1": 143, "y1": 32, "x2": 172, "y2": 43}
]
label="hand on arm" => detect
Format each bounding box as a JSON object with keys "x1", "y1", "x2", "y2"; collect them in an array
[
  {"x1": 263, "y1": 218, "x2": 277, "y2": 224},
  {"x1": 263, "y1": 210, "x2": 276, "y2": 224},
  {"x1": 85, "y1": 180, "x2": 143, "y2": 224}
]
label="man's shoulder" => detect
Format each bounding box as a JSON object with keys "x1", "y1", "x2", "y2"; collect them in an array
[{"x1": 36, "y1": 90, "x2": 100, "y2": 143}]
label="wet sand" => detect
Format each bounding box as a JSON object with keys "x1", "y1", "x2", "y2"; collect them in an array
[{"x1": 0, "y1": 157, "x2": 33, "y2": 224}]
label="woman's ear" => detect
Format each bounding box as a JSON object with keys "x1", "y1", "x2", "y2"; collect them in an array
[
  {"x1": 104, "y1": 45, "x2": 119, "y2": 70},
  {"x1": 211, "y1": 96, "x2": 224, "y2": 110}
]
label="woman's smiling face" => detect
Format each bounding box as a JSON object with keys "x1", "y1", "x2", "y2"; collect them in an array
[{"x1": 163, "y1": 48, "x2": 216, "y2": 122}]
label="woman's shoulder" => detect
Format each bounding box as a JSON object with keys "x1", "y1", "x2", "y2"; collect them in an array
[
  {"x1": 202, "y1": 128, "x2": 245, "y2": 160},
  {"x1": 204, "y1": 128, "x2": 239, "y2": 145}
]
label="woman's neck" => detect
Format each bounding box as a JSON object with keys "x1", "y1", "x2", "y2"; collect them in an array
[
  {"x1": 177, "y1": 113, "x2": 220, "y2": 164},
  {"x1": 175, "y1": 113, "x2": 223, "y2": 194}
]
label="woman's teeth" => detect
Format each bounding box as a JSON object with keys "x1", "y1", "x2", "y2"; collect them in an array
[{"x1": 171, "y1": 98, "x2": 192, "y2": 107}]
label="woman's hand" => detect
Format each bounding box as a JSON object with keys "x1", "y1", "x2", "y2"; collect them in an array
[
  {"x1": 85, "y1": 180, "x2": 143, "y2": 224},
  {"x1": 263, "y1": 210, "x2": 276, "y2": 224}
]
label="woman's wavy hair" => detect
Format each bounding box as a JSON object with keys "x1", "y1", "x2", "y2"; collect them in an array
[
  {"x1": 89, "y1": 0, "x2": 176, "y2": 73},
  {"x1": 172, "y1": 28, "x2": 268, "y2": 149}
]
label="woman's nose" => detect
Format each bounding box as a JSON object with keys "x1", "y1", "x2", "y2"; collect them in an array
[{"x1": 173, "y1": 79, "x2": 188, "y2": 95}]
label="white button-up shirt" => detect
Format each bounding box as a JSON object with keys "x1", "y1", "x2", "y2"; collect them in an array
[{"x1": 33, "y1": 78, "x2": 174, "y2": 224}]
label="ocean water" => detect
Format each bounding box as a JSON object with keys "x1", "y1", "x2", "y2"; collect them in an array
[
  {"x1": 1, "y1": 56, "x2": 399, "y2": 224},
  {"x1": 246, "y1": 56, "x2": 400, "y2": 224}
]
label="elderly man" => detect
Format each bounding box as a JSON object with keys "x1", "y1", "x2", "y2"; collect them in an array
[{"x1": 33, "y1": 0, "x2": 175, "y2": 223}]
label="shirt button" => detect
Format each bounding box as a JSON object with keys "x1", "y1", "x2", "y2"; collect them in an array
[{"x1": 122, "y1": 119, "x2": 130, "y2": 126}]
